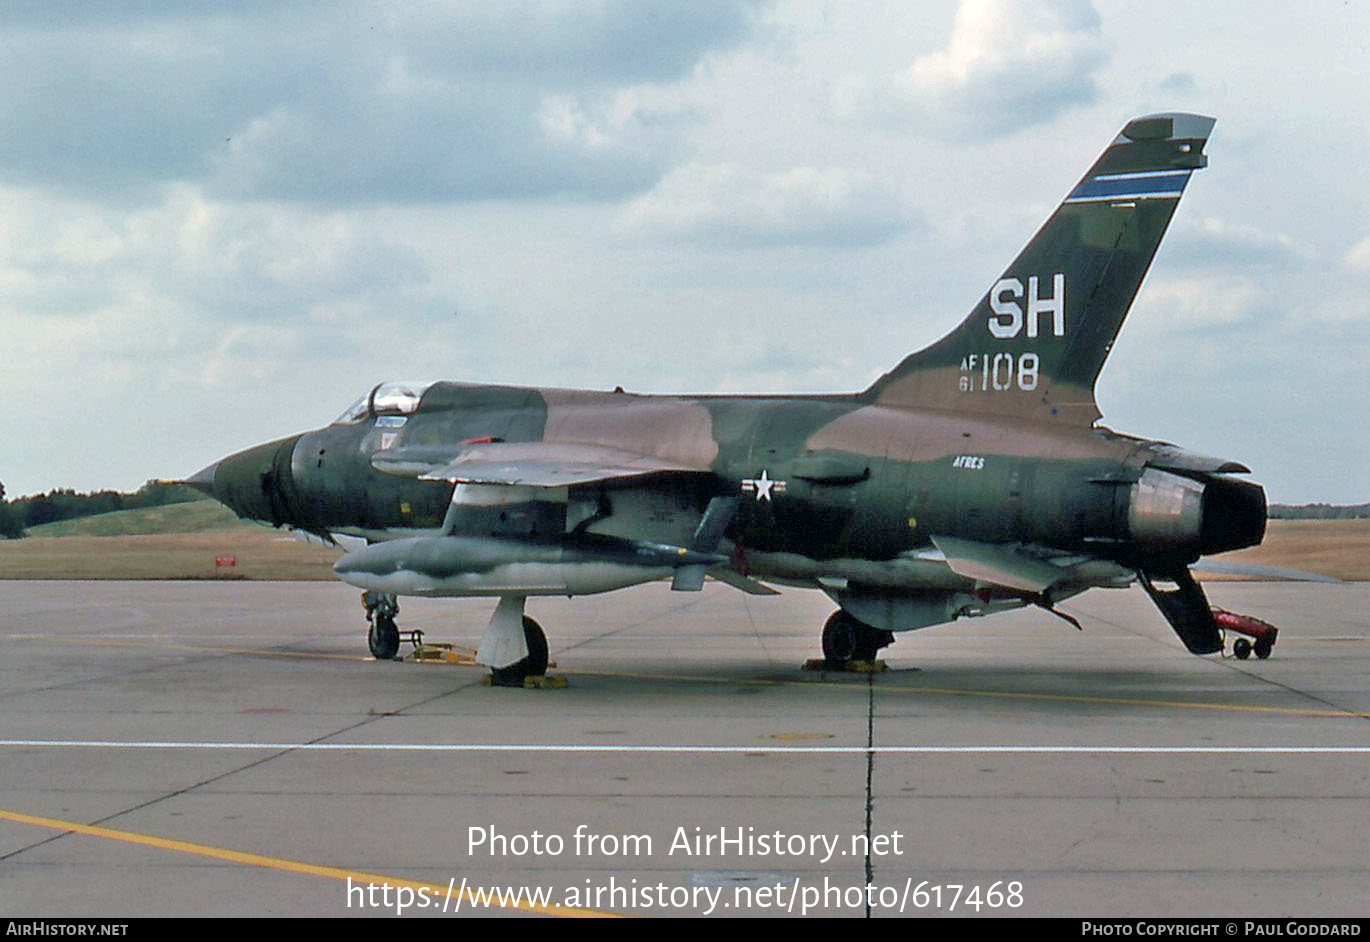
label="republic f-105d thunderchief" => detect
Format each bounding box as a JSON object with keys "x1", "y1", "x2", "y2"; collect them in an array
[{"x1": 188, "y1": 113, "x2": 1278, "y2": 682}]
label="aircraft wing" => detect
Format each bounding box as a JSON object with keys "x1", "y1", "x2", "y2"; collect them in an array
[{"x1": 373, "y1": 442, "x2": 706, "y2": 488}]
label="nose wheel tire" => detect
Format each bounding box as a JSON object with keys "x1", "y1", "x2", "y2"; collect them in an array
[{"x1": 368, "y1": 612, "x2": 401, "y2": 660}]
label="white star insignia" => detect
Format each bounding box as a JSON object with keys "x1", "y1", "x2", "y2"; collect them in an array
[{"x1": 741, "y1": 470, "x2": 787, "y2": 502}]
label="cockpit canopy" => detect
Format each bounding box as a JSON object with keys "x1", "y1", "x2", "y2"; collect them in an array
[{"x1": 333, "y1": 381, "x2": 437, "y2": 425}]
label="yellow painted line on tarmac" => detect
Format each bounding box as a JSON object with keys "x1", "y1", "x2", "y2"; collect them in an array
[{"x1": 0, "y1": 807, "x2": 621, "y2": 918}]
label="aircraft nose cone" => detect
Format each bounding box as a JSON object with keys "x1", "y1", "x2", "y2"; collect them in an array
[
  {"x1": 182, "y1": 460, "x2": 220, "y2": 497},
  {"x1": 191, "y1": 433, "x2": 311, "y2": 528}
]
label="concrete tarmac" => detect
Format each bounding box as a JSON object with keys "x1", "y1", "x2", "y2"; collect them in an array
[{"x1": 1, "y1": 578, "x2": 1368, "y2": 918}]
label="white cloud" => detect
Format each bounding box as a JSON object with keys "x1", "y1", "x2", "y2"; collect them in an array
[
  {"x1": 617, "y1": 163, "x2": 918, "y2": 247},
  {"x1": 1126, "y1": 274, "x2": 1264, "y2": 336},
  {"x1": 538, "y1": 96, "x2": 613, "y2": 151},
  {"x1": 1166, "y1": 216, "x2": 1315, "y2": 271},
  {"x1": 840, "y1": 0, "x2": 1106, "y2": 139},
  {"x1": 0, "y1": 184, "x2": 433, "y2": 389},
  {"x1": 0, "y1": 2, "x2": 760, "y2": 205},
  {"x1": 1304, "y1": 290, "x2": 1370, "y2": 327},
  {"x1": 1344, "y1": 236, "x2": 1370, "y2": 273}
]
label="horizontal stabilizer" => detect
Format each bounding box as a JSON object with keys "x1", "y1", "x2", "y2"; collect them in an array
[
  {"x1": 1145, "y1": 445, "x2": 1250, "y2": 475},
  {"x1": 930, "y1": 535, "x2": 1066, "y2": 594},
  {"x1": 1193, "y1": 559, "x2": 1343, "y2": 584}
]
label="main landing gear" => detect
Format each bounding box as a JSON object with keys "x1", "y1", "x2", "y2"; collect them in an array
[
  {"x1": 479, "y1": 596, "x2": 552, "y2": 687},
  {"x1": 490, "y1": 616, "x2": 550, "y2": 687},
  {"x1": 820, "y1": 610, "x2": 894, "y2": 669}
]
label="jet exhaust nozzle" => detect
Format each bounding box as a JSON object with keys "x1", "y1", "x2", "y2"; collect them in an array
[{"x1": 1127, "y1": 468, "x2": 1266, "y2": 559}]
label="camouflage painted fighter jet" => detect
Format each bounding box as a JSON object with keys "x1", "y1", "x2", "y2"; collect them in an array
[{"x1": 187, "y1": 113, "x2": 1276, "y2": 682}]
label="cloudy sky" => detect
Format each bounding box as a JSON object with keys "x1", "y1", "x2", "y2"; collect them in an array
[{"x1": 4, "y1": 1, "x2": 1367, "y2": 503}]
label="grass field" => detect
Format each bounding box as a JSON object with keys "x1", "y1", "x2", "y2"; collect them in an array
[
  {"x1": 0, "y1": 529, "x2": 341, "y2": 581},
  {"x1": 0, "y1": 507, "x2": 1365, "y2": 582},
  {"x1": 1, "y1": 502, "x2": 339, "y2": 580},
  {"x1": 1206, "y1": 518, "x2": 1370, "y2": 582},
  {"x1": 23, "y1": 500, "x2": 252, "y2": 538}
]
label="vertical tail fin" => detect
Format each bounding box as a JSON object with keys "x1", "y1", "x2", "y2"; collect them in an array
[{"x1": 863, "y1": 113, "x2": 1214, "y2": 425}]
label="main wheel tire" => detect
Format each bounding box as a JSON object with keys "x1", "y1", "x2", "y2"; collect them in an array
[
  {"x1": 491, "y1": 616, "x2": 549, "y2": 685},
  {"x1": 1233, "y1": 637, "x2": 1252, "y2": 660},
  {"x1": 1253, "y1": 637, "x2": 1273, "y2": 659},
  {"x1": 822, "y1": 611, "x2": 881, "y2": 667},
  {"x1": 368, "y1": 613, "x2": 401, "y2": 660},
  {"x1": 822, "y1": 611, "x2": 856, "y2": 665}
]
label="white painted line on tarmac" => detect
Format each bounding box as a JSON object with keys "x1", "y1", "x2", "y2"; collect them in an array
[{"x1": 3, "y1": 740, "x2": 1370, "y2": 755}]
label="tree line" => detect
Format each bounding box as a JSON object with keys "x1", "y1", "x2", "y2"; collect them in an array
[
  {"x1": 1269, "y1": 503, "x2": 1370, "y2": 520},
  {"x1": 0, "y1": 480, "x2": 206, "y2": 539}
]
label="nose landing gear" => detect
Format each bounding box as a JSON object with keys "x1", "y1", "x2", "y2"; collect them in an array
[
  {"x1": 359, "y1": 591, "x2": 559, "y2": 686},
  {"x1": 363, "y1": 591, "x2": 401, "y2": 660}
]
